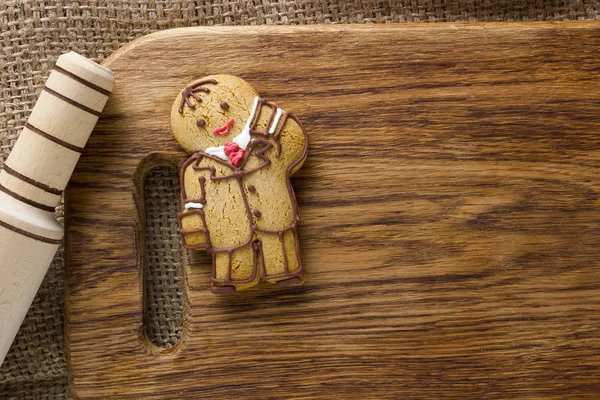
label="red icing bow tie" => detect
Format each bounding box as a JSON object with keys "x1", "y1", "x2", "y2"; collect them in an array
[{"x1": 223, "y1": 142, "x2": 245, "y2": 166}]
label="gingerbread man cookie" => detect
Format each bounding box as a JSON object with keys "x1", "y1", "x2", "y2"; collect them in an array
[{"x1": 171, "y1": 75, "x2": 308, "y2": 293}]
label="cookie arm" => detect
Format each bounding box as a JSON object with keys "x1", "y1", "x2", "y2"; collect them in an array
[
  {"x1": 178, "y1": 153, "x2": 239, "y2": 249},
  {"x1": 178, "y1": 208, "x2": 209, "y2": 250},
  {"x1": 249, "y1": 100, "x2": 308, "y2": 174},
  {"x1": 178, "y1": 154, "x2": 210, "y2": 250},
  {"x1": 280, "y1": 113, "x2": 309, "y2": 175}
]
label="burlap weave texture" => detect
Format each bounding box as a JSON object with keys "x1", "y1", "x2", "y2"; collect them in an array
[{"x1": 0, "y1": 0, "x2": 599, "y2": 398}]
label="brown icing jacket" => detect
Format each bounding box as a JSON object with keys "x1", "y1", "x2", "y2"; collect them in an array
[{"x1": 178, "y1": 99, "x2": 308, "y2": 252}]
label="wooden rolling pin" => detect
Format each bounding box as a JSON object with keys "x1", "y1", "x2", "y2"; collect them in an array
[{"x1": 0, "y1": 52, "x2": 113, "y2": 364}]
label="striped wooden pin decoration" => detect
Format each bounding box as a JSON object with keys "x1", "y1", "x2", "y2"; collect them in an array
[{"x1": 0, "y1": 52, "x2": 114, "y2": 365}]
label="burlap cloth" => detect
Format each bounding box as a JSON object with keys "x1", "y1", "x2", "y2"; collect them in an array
[{"x1": 0, "y1": 1, "x2": 599, "y2": 398}]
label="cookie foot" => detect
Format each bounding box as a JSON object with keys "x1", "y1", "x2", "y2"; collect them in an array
[
  {"x1": 211, "y1": 285, "x2": 237, "y2": 294},
  {"x1": 275, "y1": 277, "x2": 302, "y2": 287}
]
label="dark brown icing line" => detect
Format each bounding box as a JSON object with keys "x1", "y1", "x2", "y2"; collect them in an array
[
  {"x1": 180, "y1": 172, "x2": 208, "y2": 206},
  {"x1": 177, "y1": 209, "x2": 210, "y2": 249},
  {"x1": 0, "y1": 183, "x2": 56, "y2": 212},
  {"x1": 248, "y1": 99, "x2": 289, "y2": 158},
  {"x1": 178, "y1": 79, "x2": 218, "y2": 114},
  {"x1": 190, "y1": 139, "x2": 273, "y2": 181},
  {"x1": 53, "y1": 65, "x2": 111, "y2": 96},
  {"x1": 279, "y1": 231, "x2": 288, "y2": 273},
  {"x1": 254, "y1": 225, "x2": 303, "y2": 281},
  {"x1": 3, "y1": 164, "x2": 62, "y2": 195},
  {"x1": 179, "y1": 152, "x2": 256, "y2": 254},
  {"x1": 178, "y1": 96, "x2": 309, "y2": 288},
  {"x1": 283, "y1": 113, "x2": 307, "y2": 221},
  {"x1": 0, "y1": 218, "x2": 62, "y2": 245},
  {"x1": 248, "y1": 99, "x2": 275, "y2": 136},
  {"x1": 197, "y1": 176, "x2": 207, "y2": 204},
  {"x1": 272, "y1": 112, "x2": 290, "y2": 158},
  {"x1": 42, "y1": 87, "x2": 102, "y2": 117},
  {"x1": 179, "y1": 180, "x2": 302, "y2": 284},
  {"x1": 25, "y1": 122, "x2": 84, "y2": 153}
]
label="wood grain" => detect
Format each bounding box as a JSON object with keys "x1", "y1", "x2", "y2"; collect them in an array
[{"x1": 66, "y1": 23, "x2": 600, "y2": 399}]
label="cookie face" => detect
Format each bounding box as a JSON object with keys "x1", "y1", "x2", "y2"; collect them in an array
[
  {"x1": 171, "y1": 75, "x2": 308, "y2": 294},
  {"x1": 171, "y1": 75, "x2": 259, "y2": 154}
]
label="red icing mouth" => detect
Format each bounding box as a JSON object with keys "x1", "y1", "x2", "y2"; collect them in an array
[{"x1": 213, "y1": 118, "x2": 235, "y2": 136}]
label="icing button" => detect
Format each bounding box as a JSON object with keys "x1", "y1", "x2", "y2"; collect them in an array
[
  {"x1": 248, "y1": 184, "x2": 256, "y2": 193},
  {"x1": 253, "y1": 209, "x2": 262, "y2": 218}
]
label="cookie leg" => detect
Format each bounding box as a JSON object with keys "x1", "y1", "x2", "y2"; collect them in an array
[
  {"x1": 211, "y1": 244, "x2": 258, "y2": 293},
  {"x1": 258, "y1": 229, "x2": 304, "y2": 286}
]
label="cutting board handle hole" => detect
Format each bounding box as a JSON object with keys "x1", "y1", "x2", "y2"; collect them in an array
[{"x1": 139, "y1": 161, "x2": 186, "y2": 353}]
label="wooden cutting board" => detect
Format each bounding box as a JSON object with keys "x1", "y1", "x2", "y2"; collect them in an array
[{"x1": 66, "y1": 23, "x2": 600, "y2": 399}]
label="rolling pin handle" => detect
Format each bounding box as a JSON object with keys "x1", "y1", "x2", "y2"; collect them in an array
[{"x1": 0, "y1": 52, "x2": 114, "y2": 365}]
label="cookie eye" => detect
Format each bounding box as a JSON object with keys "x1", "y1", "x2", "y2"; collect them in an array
[
  {"x1": 196, "y1": 118, "x2": 206, "y2": 127},
  {"x1": 220, "y1": 102, "x2": 229, "y2": 111}
]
